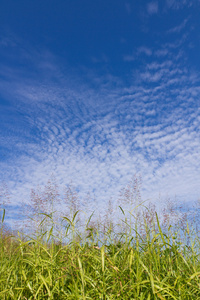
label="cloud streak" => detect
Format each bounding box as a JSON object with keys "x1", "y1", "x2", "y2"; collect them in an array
[
  {"x1": 167, "y1": 17, "x2": 190, "y2": 34},
  {"x1": 165, "y1": 0, "x2": 194, "y2": 9}
]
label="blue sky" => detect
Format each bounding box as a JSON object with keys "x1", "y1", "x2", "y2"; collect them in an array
[{"x1": 0, "y1": 0, "x2": 200, "y2": 224}]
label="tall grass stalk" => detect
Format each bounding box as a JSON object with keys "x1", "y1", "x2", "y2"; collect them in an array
[
  {"x1": 0, "y1": 205, "x2": 200, "y2": 299},
  {"x1": 1, "y1": 177, "x2": 200, "y2": 298}
]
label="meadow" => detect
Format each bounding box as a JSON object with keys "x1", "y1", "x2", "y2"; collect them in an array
[{"x1": 0, "y1": 177, "x2": 200, "y2": 299}]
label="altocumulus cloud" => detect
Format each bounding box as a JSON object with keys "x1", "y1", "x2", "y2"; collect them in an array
[{"x1": 0, "y1": 33, "x2": 200, "y2": 225}]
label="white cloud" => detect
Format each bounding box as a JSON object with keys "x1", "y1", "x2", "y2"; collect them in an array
[
  {"x1": 147, "y1": 2, "x2": 158, "y2": 14},
  {"x1": 137, "y1": 46, "x2": 152, "y2": 56}
]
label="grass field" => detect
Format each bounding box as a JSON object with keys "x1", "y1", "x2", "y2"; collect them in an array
[{"x1": 0, "y1": 178, "x2": 200, "y2": 299}]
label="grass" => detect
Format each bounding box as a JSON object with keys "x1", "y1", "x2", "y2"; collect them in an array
[{"x1": 0, "y1": 177, "x2": 200, "y2": 299}]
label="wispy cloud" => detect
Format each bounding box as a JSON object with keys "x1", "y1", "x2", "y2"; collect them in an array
[
  {"x1": 137, "y1": 46, "x2": 152, "y2": 56},
  {"x1": 125, "y1": 3, "x2": 132, "y2": 15},
  {"x1": 124, "y1": 46, "x2": 152, "y2": 61},
  {"x1": 147, "y1": 2, "x2": 158, "y2": 15},
  {"x1": 167, "y1": 17, "x2": 189, "y2": 33},
  {"x1": 165, "y1": 0, "x2": 194, "y2": 9},
  {"x1": 155, "y1": 49, "x2": 169, "y2": 57},
  {"x1": 123, "y1": 54, "x2": 135, "y2": 62}
]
